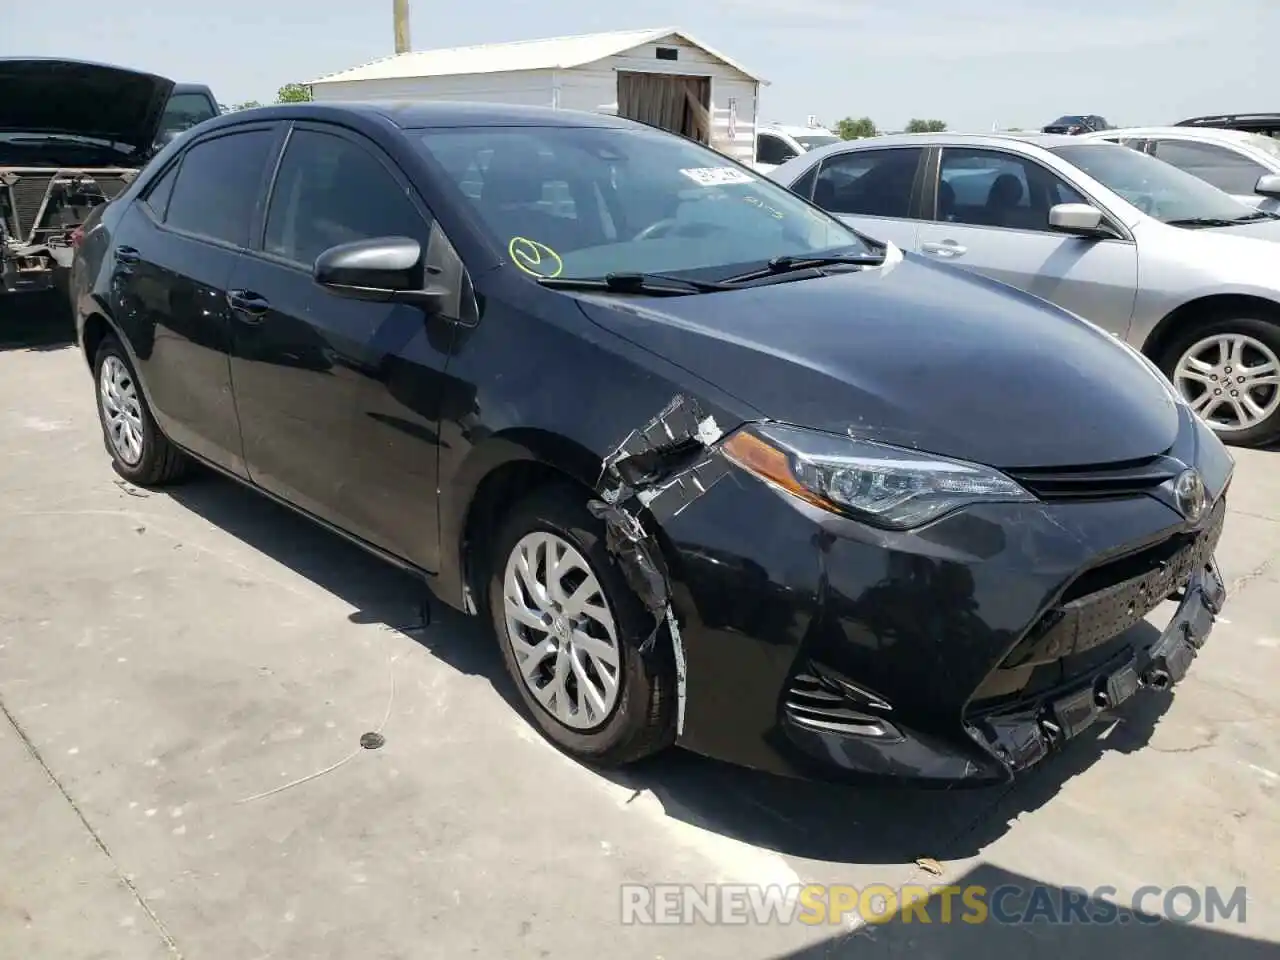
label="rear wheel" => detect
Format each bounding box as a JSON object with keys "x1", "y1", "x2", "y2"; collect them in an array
[
  {"x1": 488, "y1": 485, "x2": 676, "y2": 765},
  {"x1": 93, "y1": 335, "x2": 188, "y2": 486},
  {"x1": 1161, "y1": 316, "x2": 1280, "y2": 446}
]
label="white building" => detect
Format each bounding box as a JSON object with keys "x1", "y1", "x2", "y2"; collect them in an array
[{"x1": 307, "y1": 27, "x2": 766, "y2": 164}]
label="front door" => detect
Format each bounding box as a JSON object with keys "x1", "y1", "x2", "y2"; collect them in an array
[
  {"x1": 916, "y1": 146, "x2": 1139, "y2": 336},
  {"x1": 226, "y1": 122, "x2": 456, "y2": 570}
]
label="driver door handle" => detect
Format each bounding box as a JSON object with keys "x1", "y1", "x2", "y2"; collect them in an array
[
  {"x1": 226, "y1": 289, "x2": 270, "y2": 322},
  {"x1": 921, "y1": 240, "x2": 967, "y2": 258}
]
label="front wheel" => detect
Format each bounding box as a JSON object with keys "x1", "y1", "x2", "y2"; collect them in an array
[
  {"x1": 1161, "y1": 316, "x2": 1280, "y2": 447},
  {"x1": 93, "y1": 335, "x2": 188, "y2": 485},
  {"x1": 488, "y1": 485, "x2": 676, "y2": 766}
]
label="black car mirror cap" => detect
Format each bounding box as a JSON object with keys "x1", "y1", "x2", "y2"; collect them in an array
[
  {"x1": 1048, "y1": 202, "x2": 1110, "y2": 237},
  {"x1": 1254, "y1": 173, "x2": 1280, "y2": 199},
  {"x1": 313, "y1": 236, "x2": 445, "y2": 311}
]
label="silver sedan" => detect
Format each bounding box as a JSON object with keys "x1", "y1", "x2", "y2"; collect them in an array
[{"x1": 768, "y1": 133, "x2": 1280, "y2": 446}]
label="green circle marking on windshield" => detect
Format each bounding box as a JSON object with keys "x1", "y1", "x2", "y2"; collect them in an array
[{"x1": 509, "y1": 237, "x2": 563, "y2": 278}]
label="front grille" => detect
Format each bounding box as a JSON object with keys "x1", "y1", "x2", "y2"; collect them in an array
[
  {"x1": 9, "y1": 176, "x2": 53, "y2": 241},
  {"x1": 782, "y1": 670, "x2": 892, "y2": 737},
  {"x1": 1003, "y1": 495, "x2": 1226, "y2": 671},
  {"x1": 1005, "y1": 456, "x2": 1179, "y2": 501}
]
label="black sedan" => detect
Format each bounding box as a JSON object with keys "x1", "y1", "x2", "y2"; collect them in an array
[{"x1": 71, "y1": 101, "x2": 1232, "y2": 784}]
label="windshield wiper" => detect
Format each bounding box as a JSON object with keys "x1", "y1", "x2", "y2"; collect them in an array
[
  {"x1": 1164, "y1": 216, "x2": 1246, "y2": 228},
  {"x1": 720, "y1": 252, "x2": 886, "y2": 285},
  {"x1": 536, "y1": 272, "x2": 732, "y2": 295},
  {"x1": 1228, "y1": 210, "x2": 1280, "y2": 222}
]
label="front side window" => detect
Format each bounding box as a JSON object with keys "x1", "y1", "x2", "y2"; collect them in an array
[
  {"x1": 417, "y1": 125, "x2": 867, "y2": 281},
  {"x1": 160, "y1": 93, "x2": 219, "y2": 137},
  {"x1": 1149, "y1": 139, "x2": 1269, "y2": 196},
  {"x1": 1051, "y1": 142, "x2": 1261, "y2": 225},
  {"x1": 812, "y1": 147, "x2": 922, "y2": 218},
  {"x1": 264, "y1": 129, "x2": 430, "y2": 267},
  {"x1": 755, "y1": 134, "x2": 797, "y2": 166},
  {"x1": 937, "y1": 147, "x2": 1086, "y2": 231},
  {"x1": 164, "y1": 130, "x2": 274, "y2": 246}
]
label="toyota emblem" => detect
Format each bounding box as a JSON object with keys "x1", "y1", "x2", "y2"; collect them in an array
[{"x1": 1173, "y1": 468, "x2": 1207, "y2": 523}]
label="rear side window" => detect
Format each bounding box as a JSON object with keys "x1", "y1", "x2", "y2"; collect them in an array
[
  {"x1": 164, "y1": 130, "x2": 274, "y2": 246},
  {"x1": 264, "y1": 129, "x2": 429, "y2": 267},
  {"x1": 1149, "y1": 139, "x2": 1269, "y2": 195},
  {"x1": 813, "y1": 148, "x2": 923, "y2": 218},
  {"x1": 141, "y1": 162, "x2": 179, "y2": 219}
]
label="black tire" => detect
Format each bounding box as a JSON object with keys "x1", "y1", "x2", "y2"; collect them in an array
[
  {"x1": 1158, "y1": 314, "x2": 1280, "y2": 448},
  {"x1": 93, "y1": 335, "x2": 188, "y2": 486},
  {"x1": 487, "y1": 484, "x2": 677, "y2": 766}
]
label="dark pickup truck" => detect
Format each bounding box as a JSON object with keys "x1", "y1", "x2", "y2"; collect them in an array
[{"x1": 1, "y1": 59, "x2": 218, "y2": 298}]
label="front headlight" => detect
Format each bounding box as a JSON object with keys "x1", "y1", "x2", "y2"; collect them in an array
[{"x1": 721, "y1": 423, "x2": 1036, "y2": 530}]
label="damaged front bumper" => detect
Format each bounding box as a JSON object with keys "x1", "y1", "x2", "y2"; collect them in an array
[{"x1": 593, "y1": 399, "x2": 1232, "y2": 785}]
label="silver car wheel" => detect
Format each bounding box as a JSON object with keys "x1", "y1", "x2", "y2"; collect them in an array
[
  {"x1": 502, "y1": 531, "x2": 622, "y2": 730},
  {"x1": 1173, "y1": 332, "x2": 1280, "y2": 432},
  {"x1": 99, "y1": 355, "x2": 145, "y2": 465}
]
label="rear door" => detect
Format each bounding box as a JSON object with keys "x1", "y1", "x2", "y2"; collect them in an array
[
  {"x1": 106, "y1": 123, "x2": 280, "y2": 476},
  {"x1": 226, "y1": 122, "x2": 459, "y2": 569},
  {"x1": 806, "y1": 146, "x2": 926, "y2": 250},
  {"x1": 915, "y1": 146, "x2": 1139, "y2": 335}
]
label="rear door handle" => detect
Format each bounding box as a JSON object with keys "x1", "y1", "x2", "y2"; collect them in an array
[
  {"x1": 921, "y1": 240, "x2": 967, "y2": 258},
  {"x1": 115, "y1": 245, "x2": 140, "y2": 265},
  {"x1": 226, "y1": 289, "x2": 270, "y2": 321}
]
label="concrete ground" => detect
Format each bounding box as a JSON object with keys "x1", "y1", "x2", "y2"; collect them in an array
[{"x1": 1, "y1": 298, "x2": 1277, "y2": 959}]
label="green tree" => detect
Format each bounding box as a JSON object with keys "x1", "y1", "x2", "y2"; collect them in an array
[
  {"x1": 905, "y1": 118, "x2": 947, "y2": 133},
  {"x1": 276, "y1": 83, "x2": 312, "y2": 103},
  {"x1": 836, "y1": 116, "x2": 878, "y2": 140}
]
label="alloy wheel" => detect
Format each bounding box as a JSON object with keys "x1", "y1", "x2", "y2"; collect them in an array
[
  {"x1": 1173, "y1": 332, "x2": 1280, "y2": 432},
  {"x1": 502, "y1": 531, "x2": 622, "y2": 730},
  {"x1": 99, "y1": 355, "x2": 145, "y2": 465}
]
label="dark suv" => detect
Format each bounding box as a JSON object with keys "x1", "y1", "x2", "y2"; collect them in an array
[
  {"x1": 1, "y1": 59, "x2": 218, "y2": 299},
  {"x1": 1042, "y1": 115, "x2": 1112, "y2": 135}
]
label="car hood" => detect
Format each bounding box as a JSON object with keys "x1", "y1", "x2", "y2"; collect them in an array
[
  {"x1": 0, "y1": 59, "x2": 174, "y2": 158},
  {"x1": 1209, "y1": 216, "x2": 1280, "y2": 241},
  {"x1": 575, "y1": 254, "x2": 1181, "y2": 469}
]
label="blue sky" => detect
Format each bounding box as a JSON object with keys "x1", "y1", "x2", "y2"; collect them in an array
[{"x1": 4, "y1": 0, "x2": 1271, "y2": 131}]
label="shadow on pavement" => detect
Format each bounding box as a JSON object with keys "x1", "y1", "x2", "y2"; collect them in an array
[
  {"x1": 168, "y1": 468, "x2": 1176, "y2": 869},
  {"x1": 771, "y1": 863, "x2": 1273, "y2": 959},
  {"x1": 0, "y1": 292, "x2": 76, "y2": 352}
]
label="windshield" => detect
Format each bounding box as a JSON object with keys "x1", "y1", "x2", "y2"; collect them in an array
[
  {"x1": 160, "y1": 93, "x2": 219, "y2": 136},
  {"x1": 416, "y1": 125, "x2": 869, "y2": 281},
  {"x1": 796, "y1": 134, "x2": 840, "y2": 151},
  {"x1": 1049, "y1": 142, "x2": 1259, "y2": 223}
]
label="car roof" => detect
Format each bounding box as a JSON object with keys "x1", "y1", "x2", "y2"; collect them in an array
[
  {"x1": 208, "y1": 100, "x2": 637, "y2": 130},
  {"x1": 1179, "y1": 112, "x2": 1280, "y2": 125},
  {"x1": 791, "y1": 130, "x2": 1082, "y2": 162},
  {"x1": 172, "y1": 82, "x2": 214, "y2": 96},
  {"x1": 1084, "y1": 125, "x2": 1254, "y2": 143}
]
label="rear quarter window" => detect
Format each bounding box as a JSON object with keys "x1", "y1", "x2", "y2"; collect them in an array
[{"x1": 163, "y1": 130, "x2": 275, "y2": 247}]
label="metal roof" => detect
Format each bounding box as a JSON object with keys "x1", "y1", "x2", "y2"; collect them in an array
[{"x1": 310, "y1": 27, "x2": 767, "y2": 86}]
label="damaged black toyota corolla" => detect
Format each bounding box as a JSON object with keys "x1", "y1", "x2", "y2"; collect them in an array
[{"x1": 71, "y1": 102, "x2": 1233, "y2": 784}]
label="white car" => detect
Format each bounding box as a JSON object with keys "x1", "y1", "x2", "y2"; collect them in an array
[
  {"x1": 769, "y1": 132, "x2": 1280, "y2": 445},
  {"x1": 1080, "y1": 126, "x2": 1280, "y2": 214},
  {"x1": 752, "y1": 124, "x2": 841, "y2": 173}
]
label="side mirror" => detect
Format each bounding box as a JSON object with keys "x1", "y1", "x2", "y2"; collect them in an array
[
  {"x1": 313, "y1": 236, "x2": 446, "y2": 310},
  {"x1": 1254, "y1": 174, "x2": 1280, "y2": 199},
  {"x1": 1048, "y1": 203, "x2": 1109, "y2": 237}
]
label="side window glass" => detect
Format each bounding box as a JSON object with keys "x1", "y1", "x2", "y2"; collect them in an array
[
  {"x1": 141, "y1": 162, "x2": 180, "y2": 220},
  {"x1": 813, "y1": 148, "x2": 922, "y2": 219},
  {"x1": 789, "y1": 163, "x2": 819, "y2": 201},
  {"x1": 264, "y1": 129, "x2": 429, "y2": 267},
  {"x1": 1150, "y1": 140, "x2": 1268, "y2": 195},
  {"x1": 756, "y1": 135, "x2": 796, "y2": 166},
  {"x1": 938, "y1": 148, "x2": 1083, "y2": 232},
  {"x1": 165, "y1": 130, "x2": 274, "y2": 246}
]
